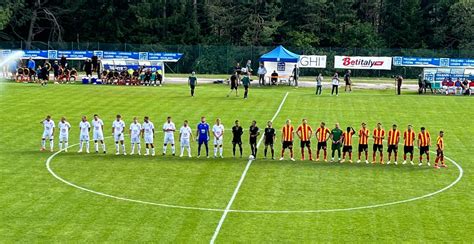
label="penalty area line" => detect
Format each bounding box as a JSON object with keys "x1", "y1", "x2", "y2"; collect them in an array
[{"x1": 210, "y1": 92, "x2": 290, "y2": 244}]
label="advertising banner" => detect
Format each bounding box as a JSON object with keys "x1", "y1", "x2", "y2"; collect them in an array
[
  {"x1": 393, "y1": 56, "x2": 474, "y2": 68},
  {"x1": 334, "y1": 56, "x2": 392, "y2": 70}
]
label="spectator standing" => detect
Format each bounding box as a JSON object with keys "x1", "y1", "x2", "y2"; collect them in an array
[
  {"x1": 246, "y1": 60, "x2": 253, "y2": 75},
  {"x1": 292, "y1": 64, "x2": 299, "y2": 87},
  {"x1": 396, "y1": 75, "x2": 403, "y2": 95},
  {"x1": 257, "y1": 63, "x2": 267, "y2": 86},
  {"x1": 234, "y1": 63, "x2": 242, "y2": 84},
  {"x1": 344, "y1": 70, "x2": 352, "y2": 92},
  {"x1": 331, "y1": 73, "x2": 340, "y2": 96},
  {"x1": 188, "y1": 71, "x2": 197, "y2": 97},
  {"x1": 316, "y1": 73, "x2": 323, "y2": 95},
  {"x1": 418, "y1": 74, "x2": 424, "y2": 94}
]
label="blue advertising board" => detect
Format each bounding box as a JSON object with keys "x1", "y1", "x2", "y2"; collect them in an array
[
  {"x1": 16, "y1": 49, "x2": 182, "y2": 62},
  {"x1": 394, "y1": 56, "x2": 474, "y2": 68}
]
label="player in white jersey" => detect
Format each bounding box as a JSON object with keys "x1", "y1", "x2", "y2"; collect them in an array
[
  {"x1": 92, "y1": 114, "x2": 106, "y2": 153},
  {"x1": 78, "y1": 116, "x2": 91, "y2": 153},
  {"x1": 112, "y1": 114, "x2": 126, "y2": 155},
  {"x1": 212, "y1": 118, "x2": 225, "y2": 158},
  {"x1": 40, "y1": 115, "x2": 55, "y2": 151},
  {"x1": 142, "y1": 116, "x2": 155, "y2": 156},
  {"x1": 162, "y1": 116, "x2": 176, "y2": 156},
  {"x1": 58, "y1": 117, "x2": 71, "y2": 152},
  {"x1": 129, "y1": 117, "x2": 142, "y2": 155},
  {"x1": 179, "y1": 120, "x2": 193, "y2": 157}
]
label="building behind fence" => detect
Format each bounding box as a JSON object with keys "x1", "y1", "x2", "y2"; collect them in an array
[{"x1": 2, "y1": 41, "x2": 473, "y2": 78}]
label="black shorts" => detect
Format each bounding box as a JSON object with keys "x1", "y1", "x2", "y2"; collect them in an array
[
  {"x1": 404, "y1": 146, "x2": 414, "y2": 154},
  {"x1": 232, "y1": 139, "x2": 242, "y2": 145},
  {"x1": 249, "y1": 138, "x2": 257, "y2": 145},
  {"x1": 387, "y1": 145, "x2": 398, "y2": 153},
  {"x1": 420, "y1": 146, "x2": 429, "y2": 155},
  {"x1": 317, "y1": 141, "x2": 327, "y2": 150},
  {"x1": 345, "y1": 80, "x2": 351, "y2": 85},
  {"x1": 343, "y1": 145, "x2": 352, "y2": 153},
  {"x1": 358, "y1": 144, "x2": 368, "y2": 152},
  {"x1": 373, "y1": 144, "x2": 383, "y2": 152},
  {"x1": 265, "y1": 139, "x2": 274, "y2": 146},
  {"x1": 300, "y1": 141, "x2": 310, "y2": 148},
  {"x1": 436, "y1": 149, "x2": 443, "y2": 157},
  {"x1": 190, "y1": 85, "x2": 195, "y2": 89},
  {"x1": 282, "y1": 141, "x2": 293, "y2": 149},
  {"x1": 244, "y1": 85, "x2": 249, "y2": 89}
]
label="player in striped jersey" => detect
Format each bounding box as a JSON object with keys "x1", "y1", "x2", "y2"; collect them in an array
[
  {"x1": 386, "y1": 124, "x2": 400, "y2": 165},
  {"x1": 296, "y1": 119, "x2": 313, "y2": 161},
  {"x1": 315, "y1": 122, "x2": 331, "y2": 162},
  {"x1": 372, "y1": 123, "x2": 385, "y2": 164},
  {"x1": 357, "y1": 123, "x2": 370, "y2": 164},
  {"x1": 402, "y1": 125, "x2": 415, "y2": 165},
  {"x1": 280, "y1": 119, "x2": 295, "y2": 161},
  {"x1": 434, "y1": 131, "x2": 446, "y2": 169},
  {"x1": 341, "y1": 127, "x2": 355, "y2": 163},
  {"x1": 417, "y1": 127, "x2": 431, "y2": 166}
]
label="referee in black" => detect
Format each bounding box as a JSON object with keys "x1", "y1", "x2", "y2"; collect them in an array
[
  {"x1": 249, "y1": 120, "x2": 260, "y2": 158},
  {"x1": 232, "y1": 120, "x2": 243, "y2": 158}
]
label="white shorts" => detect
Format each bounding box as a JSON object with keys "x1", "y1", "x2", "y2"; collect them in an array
[
  {"x1": 214, "y1": 137, "x2": 223, "y2": 146},
  {"x1": 59, "y1": 134, "x2": 69, "y2": 142},
  {"x1": 114, "y1": 133, "x2": 124, "y2": 142},
  {"x1": 93, "y1": 131, "x2": 104, "y2": 141},
  {"x1": 79, "y1": 133, "x2": 90, "y2": 141},
  {"x1": 164, "y1": 133, "x2": 175, "y2": 145},
  {"x1": 42, "y1": 131, "x2": 53, "y2": 139},
  {"x1": 131, "y1": 136, "x2": 141, "y2": 144},
  {"x1": 180, "y1": 138, "x2": 190, "y2": 147},
  {"x1": 144, "y1": 134, "x2": 154, "y2": 144}
]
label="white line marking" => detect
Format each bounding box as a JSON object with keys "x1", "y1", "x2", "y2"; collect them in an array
[{"x1": 209, "y1": 92, "x2": 290, "y2": 243}]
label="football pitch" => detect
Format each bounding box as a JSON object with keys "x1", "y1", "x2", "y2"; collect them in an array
[{"x1": 0, "y1": 82, "x2": 472, "y2": 242}]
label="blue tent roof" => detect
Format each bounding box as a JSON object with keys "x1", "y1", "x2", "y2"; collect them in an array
[{"x1": 259, "y1": 45, "x2": 300, "y2": 62}]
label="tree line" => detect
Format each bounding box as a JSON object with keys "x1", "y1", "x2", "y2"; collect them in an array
[{"x1": 1, "y1": 0, "x2": 473, "y2": 50}]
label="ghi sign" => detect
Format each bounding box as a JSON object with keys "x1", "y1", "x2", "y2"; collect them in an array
[{"x1": 298, "y1": 55, "x2": 327, "y2": 68}]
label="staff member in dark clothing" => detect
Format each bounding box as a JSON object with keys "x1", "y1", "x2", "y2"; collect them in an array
[
  {"x1": 271, "y1": 70, "x2": 278, "y2": 85},
  {"x1": 344, "y1": 70, "x2": 352, "y2": 92},
  {"x1": 396, "y1": 75, "x2": 403, "y2": 95},
  {"x1": 234, "y1": 63, "x2": 242, "y2": 84},
  {"x1": 242, "y1": 72, "x2": 250, "y2": 99},
  {"x1": 232, "y1": 120, "x2": 244, "y2": 158},
  {"x1": 292, "y1": 64, "x2": 299, "y2": 87},
  {"x1": 52, "y1": 61, "x2": 60, "y2": 81},
  {"x1": 249, "y1": 120, "x2": 260, "y2": 159},
  {"x1": 60, "y1": 56, "x2": 67, "y2": 68},
  {"x1": 227, "y1": 72, "x2": 239, "y2": 97},
  {"x1": 83, "y1": 59, "x2": 93, "y2": 77},
  {"x1": 188, "y1": 71, "x2": 197, "y2": 97}
]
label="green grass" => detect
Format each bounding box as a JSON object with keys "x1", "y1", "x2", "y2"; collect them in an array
[{"x1": 0, "y1": 82, "x2": 472, "y2": 242}]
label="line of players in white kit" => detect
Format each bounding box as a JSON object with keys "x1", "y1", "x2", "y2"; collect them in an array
[{"x1": 40, "y1": 114, "x2": 227, "y2": 157}]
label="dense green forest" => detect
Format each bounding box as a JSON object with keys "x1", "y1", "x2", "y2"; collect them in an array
[{"x1": 1, "y1": 0, "x2": 473, "y2": 50}]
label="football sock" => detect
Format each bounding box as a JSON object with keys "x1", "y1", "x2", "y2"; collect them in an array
[
  {"x1": 151, "y1": 148, "x2": 155, "y2": 155},
  {"x1": 264, "y1": 148, "x2": 267, "y2": 157},
  {"x1": 239, "y1": 145, "x2": 243, "y2": 156},
  {"x1": 49, "y1": 140, "x2": 54, "y2": 150},
  {"x1": 131, "y1": 144, "x2": 135, "y2": 153},
  {"x1": 65, "y1": 142, "x2": 68, "y2": 149},
  {"x1": 301, "y1": 149, "x2": 305, "y2": 159},
  {"x1": 172, "y1": 145, "x2": 175, "y2": 154},
  {"x1": 214, "y1": 147, "x2": 217, "y2": 156},
  {"x1": 290, "y1": 149, "x2": 293, "y2": 158},
  {"x1": 163, "y1": 145, "x2": 167, "y2": 154},
  {"x1": 146, "y1": 148, "x2": 150, "y2": 154},
  {"x1": 137, "y1": 144, "x2": 141, "y2": 153},
  {"x1": 271, "y1": 148, "x2": 274, "y2": 158},
  {"x1": 308, "y1": 148, "x2": 312, "y2": 159},
  {"x1": 121, "y1": 144, "x2": 125, "y2": 152},
  {"x1": 79, "y1": 141, "x2": 83, "y2": 151},
  {"x1": 95, "y1": 142, "x2": 99, "y2": 152},
  {"x1": 59, "y1": 142, "x2": 63, "y2": 150},
  {"x1": 42, "y1": 139, "x2": 46, "y2": 148},
  {"x1": 219, "y1": 147, "x2": 223, "y2": 156},
  {"x1": 85, "y1": 141, "x2": 89, "y2": 151},
  {"x1": 233, "y1": 145, "x2": 236, "y2": 156},
  {"x1": 197, "y1": 144, "x2": 201, "y2": 155},
  {"x1": 102, "y1": 143, "x2": 106, "y2": 152}
]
